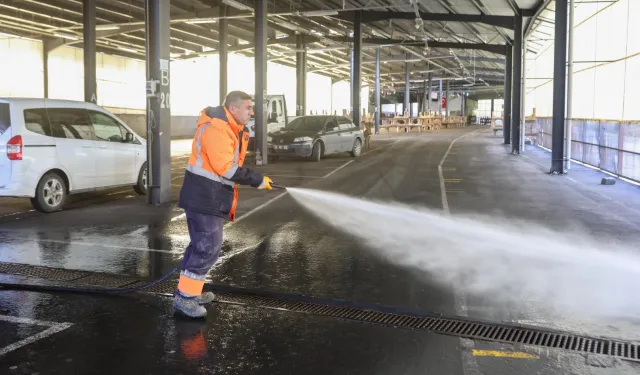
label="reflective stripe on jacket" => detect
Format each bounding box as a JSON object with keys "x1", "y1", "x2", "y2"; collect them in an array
[{"x1": 178, "y1": 106, "x2": 263, "y2": 221}]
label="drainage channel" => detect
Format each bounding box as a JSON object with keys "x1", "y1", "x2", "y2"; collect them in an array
[{"x1": 1, "y1": 261, "x2": 639, "y2": 363}]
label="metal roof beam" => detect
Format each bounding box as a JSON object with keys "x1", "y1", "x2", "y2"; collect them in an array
[
  {"x1": 275, "y1": 35, "x2": 506, "y2": 55},
  {"x1": 335, "y1": 10, "x2": 514, "y2": 30}
]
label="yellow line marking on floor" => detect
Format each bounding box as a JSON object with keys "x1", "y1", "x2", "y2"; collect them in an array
[{"x1": 472, "y1": 350, "x2": 539, "y2": 359}]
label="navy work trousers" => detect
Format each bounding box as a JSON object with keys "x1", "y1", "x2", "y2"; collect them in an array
[{"x1": 177, "y1": 209, "x2": 224, "y2": 297}]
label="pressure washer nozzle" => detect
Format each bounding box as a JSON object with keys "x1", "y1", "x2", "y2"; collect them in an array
[{"x1": 271, "y1": 183, "x2": 286, "y2": 190}]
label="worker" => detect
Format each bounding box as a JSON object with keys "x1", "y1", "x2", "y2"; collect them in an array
[
  {"x1": 174, "y1": 90, "x2": 273, "y2": 318},
  {"x1": 363, "y1": 120, "x2": 372, "y2": 151}
]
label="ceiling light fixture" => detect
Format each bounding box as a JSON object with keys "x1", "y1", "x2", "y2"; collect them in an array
[
  {"x1": 118, "y1": 46, "x2": 137, "y2": 53},
  {"x1": 53, "y1": 33, "x2": 78, "y2": 40},
  {"x1": 297, "y1": 10, "x2": 339, "y2": 17},
  {"x1": 96, "y1": 25, "x2": 120, "y2": 31},
  {"x1": 185, "y1": 18, "x2": 217, "y2": 24}
]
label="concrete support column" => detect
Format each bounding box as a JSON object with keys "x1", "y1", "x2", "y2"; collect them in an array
[
  {"x1": 352, "y1": 11, "x2": 362, "y2": 128},
  {"x1": 145, "y1": 0, "x2": 172, "y2": 204},
  {"x1": 551, "y1": 0, "x2": 568, "y2": 173},
  {"x1": 504, "y1": 47, "x2": 513, "y2": 145},
  {"x1": 83, "y1": 0, "x2": 96, "y2": 103},
  {"x1": 404, "y1": 55, "x2": 410, "y2": 116},
  {"x1": 511, "y1": 15, "x2": 523, "y2": 154},
  {"x1": 254, "y1": 0, "x2": 268, "y2": 163},
  {"x1": 218, "y1": 4, "x2": 228, "y2": 104},
  {"x1": 375, "y1": 47, "x2": 380, "y2": 134}
]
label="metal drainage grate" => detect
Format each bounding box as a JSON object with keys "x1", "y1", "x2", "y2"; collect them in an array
[
  {"x1": 1, "y1": 262, "x2": 639, "y2": 362},
  {"x1": 210, "y1": 292, "x2": 640, "y2": 363},
  {"x1": 73, "y1": 274, "x2": 143, "y2": 288},
  {"x1": 0, "y1": 262, "x2": 89, "y2": 281}
]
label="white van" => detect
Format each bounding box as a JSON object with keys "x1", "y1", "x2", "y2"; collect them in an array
[
  {"x1": 246, "y1": 94, "x2": 291, "y2": 139},
  {"x1": 0, "y1": 98, "x2": 147, "y2": 213}
]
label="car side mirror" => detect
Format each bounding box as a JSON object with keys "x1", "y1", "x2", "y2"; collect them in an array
[{"x1": 125, "y1": 133, "x2": 134, "y2": 143}]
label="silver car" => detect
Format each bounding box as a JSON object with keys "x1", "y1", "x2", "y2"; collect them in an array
[{"x1": 268, "y1": 115, "x2": 364, "y2": 162}]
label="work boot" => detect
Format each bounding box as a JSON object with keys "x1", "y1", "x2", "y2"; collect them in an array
[
  {"x1": 173, "y1": 293, "x2": 207, "y2": 318},
  {"x1": 196, "y1": 291, "x2": 215, "y2": 305}
]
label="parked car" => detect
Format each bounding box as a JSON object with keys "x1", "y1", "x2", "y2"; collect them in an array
[
  {"x1": 268, "y1": 115, "x2": 364, "y2": 162},
  {"x1": 0, "y1": 98, "x2": 147, "y2": 213}
]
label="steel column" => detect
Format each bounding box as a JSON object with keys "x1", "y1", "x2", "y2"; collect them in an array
[
  {"x1": 461, "y1": 94, "x2": 465, "y2": 115},
  {"x1": 375, "y1": 47, "x2": 380, "y2": 134},
  {"x1": 439, "y1": 79, "x2": 443, "y2": 115},
  {"x1": 404, "y1": 55, "x2": 410, "y2": 116},
  {"x1": 511, "y1": 15, "x2": 523, "y2": 154},
  {"x1": 302, "y1": 41, "x2": 307, "y2": 115},
  {"x1": 490, "y1": 98, "x2": 494, "y2": 118},
  {"x1": 145, "y1": 0, "x2": 172, "y2": 204},
  {"x1": 349, "y1": 48, "x2": 354, "y2": 117},
  {"x1": 422, "y1": 79, "x2": 427, "y2": 114},
  {"x1": 503, "y1": 46, "x2": 512, "y2": 145},
  {"x1": 427, "y1": 72, "x2": 432, "y2": 114},
  {"x1": 43, "y1": 47, "x2": 49, "y2": 98},
  {"x1": 565, "y1": 0, "x2": 575, "y2": 170},
  {"x1": 445, "y1": 80, "x2": 450, "y2": 118},
  {"x1": 296, "y1": 34, "x2": 305, "y2": 116},
  {"x1": 83, "y1": 0, "x2": 96, "y2": 103},
  {"x1": 551, "y1": 0, "x2": 568, "y2": 173},
  {"x1": 219, "y1": 4, "x2": 228, "y2": 104},
  {"x1": 352, "y1": 11, "x2": 362, "y2": 128},
  {"x1": 254, "y1": 0, "x2": 268, "y2": 164}
]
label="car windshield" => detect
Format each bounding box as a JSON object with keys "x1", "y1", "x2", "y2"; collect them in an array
[{"x1": 285, "y1": 116, "x2": 327, "y2": 131}]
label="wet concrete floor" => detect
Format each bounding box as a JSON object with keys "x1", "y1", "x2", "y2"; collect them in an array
[{"x1": 1, "y1": 128, "x2": 640, "y2": 374}]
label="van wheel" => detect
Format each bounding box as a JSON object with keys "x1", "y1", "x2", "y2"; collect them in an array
[
  {"x1": 134, "y1": 163, "x2": 148, "y2": 195},
  {"x1": 310, "y1": 141, "x2": 322, "y2": 162},
  {"x1": 32, "y1": 172, "x2": 67, "y2": 213},
  {"x1": 350, "y1": 139, "x2": 362, "y2": 157}
]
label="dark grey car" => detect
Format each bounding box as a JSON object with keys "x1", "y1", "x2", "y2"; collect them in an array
[{"x1": 268, "y1": 115, "x2": 364, "y2": 162}]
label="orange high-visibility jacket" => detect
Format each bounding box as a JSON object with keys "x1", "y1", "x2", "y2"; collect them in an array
[{"x1": 178, "y1": 106, "x2": 263, "y2": 221}]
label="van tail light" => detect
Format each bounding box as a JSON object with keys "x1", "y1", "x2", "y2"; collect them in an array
[{"x1": 7, "y1": 135, "x2": 22, "y2": 160}]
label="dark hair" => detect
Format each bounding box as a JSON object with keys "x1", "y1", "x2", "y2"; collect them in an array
[{"x1": 224, "y1": 90, "x2": 252, "y2": 109}]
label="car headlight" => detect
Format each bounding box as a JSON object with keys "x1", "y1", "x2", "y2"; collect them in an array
[{"x1": 294, "y1": 137, "x2": 312, "y2": 143}]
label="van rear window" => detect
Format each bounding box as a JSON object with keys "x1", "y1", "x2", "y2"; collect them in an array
[{"x1": 0, "y1": 103, "x2": 10, "y2": 135}]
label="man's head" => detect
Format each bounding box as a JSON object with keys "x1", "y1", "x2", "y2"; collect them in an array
[{"x1": 224, "y1": 91, "x2": 254, "y2": 125}]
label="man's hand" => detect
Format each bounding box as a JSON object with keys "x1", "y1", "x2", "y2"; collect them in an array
[{"x1": 258, "y1": 176, "x2": 273, "y2": 190}]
